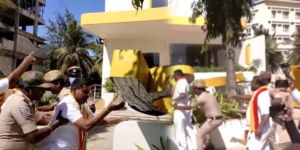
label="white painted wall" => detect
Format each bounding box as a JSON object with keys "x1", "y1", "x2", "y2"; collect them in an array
[
  {"x1": 105, "y1": 0, "x2": 150, "y2": 12},
  {"x1": 169, "y1": 0, "x2": 194, "y2": 17},
  {"x1": 238, "y1": 35, "x2": 266, "y2": 72},
  {"x1": 104, "y1": 0, "x2": 199, "y2": 18}
]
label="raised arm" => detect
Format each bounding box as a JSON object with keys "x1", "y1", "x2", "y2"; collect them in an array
[
  {"x1": 73, "y1": 100, "x2": 125, "y2": 131},
  {"x1": 6, "y1": 52, "x2": 36, "y2": 90}
]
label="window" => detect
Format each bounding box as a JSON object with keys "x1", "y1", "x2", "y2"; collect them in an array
[
  {"x1": 272, "y1": 11, "x2": 276, "y2": 18},
  {"x1": 283, "y1": 38, "x2": 291, "y2": 45},
  {"x1": 272, "y1": 24, "x2": 276, "y2": 32},
  {"x1": 151, "y1": 0, "x2": 168, "y2": 8},
  {"x1": 283, "y1": 12, "x2": 289, "y2": 19},
  {"x1": 169, "y1": 44, "x2": 222, "y2": 67},
  {"x1": 143, "y1": 53, "x2": 159, "y2": 68},
  {"x1": 247, "y1": 28, "x2": 251, "y2": 36},
  {"x1": 296, "y1": 12, "x2": 300, "y2": 19},
  {"x1": 283, "y1": 25, "x2": 289, "y2": 32},
  {"x1": 248, "y1": 13, "x2": 255, "y2": 23}
]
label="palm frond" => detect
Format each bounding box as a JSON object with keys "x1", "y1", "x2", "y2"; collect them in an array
[
  {"x1": 288, "y1": 27, "x2": 300, "y2": 65},
  {"x1": 253, "y1": 25, "x2": 283, "y2": 72},
  {"x1": 0, "y1": 0, "x2": 15, "y2": 11}
]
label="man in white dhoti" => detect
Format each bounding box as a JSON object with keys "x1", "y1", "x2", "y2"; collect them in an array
[
  {"x1": 172, "y1": 69, "x2": 197, "y2": 150},
  {"x1": 246, "y1": 76, "x2": 273, "y2": 150}
]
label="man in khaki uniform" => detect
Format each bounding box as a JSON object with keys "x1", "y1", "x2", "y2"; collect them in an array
[
  {"x1": 174, "y1": 79, "x2": 222, "y2": 150},
  {"x1": 0, "y1": 71, "x2": 68, "y2": 150}
]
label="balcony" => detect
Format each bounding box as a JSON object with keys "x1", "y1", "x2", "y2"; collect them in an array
[
  {"x1": 0, "y1": 22, "x2": 45, "y2": 44},
  {"x1": 0, "y1": 0, "x2": 46, "y2": 26},
  {"x1": 0, "y1": 36, "x2": 47, "y2": 60}
]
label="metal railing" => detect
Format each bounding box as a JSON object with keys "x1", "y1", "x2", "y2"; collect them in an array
[{"x1": 89, "y1": 84, "x2": 102, "y2": 102}]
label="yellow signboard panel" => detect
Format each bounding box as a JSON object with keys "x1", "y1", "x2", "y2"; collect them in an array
[
  {"x1": 291, "y1": 65, "x2": 300, "y2": 108},
  {"x1": 0, "y1": 78, "x2": 6, "y2": 106}
]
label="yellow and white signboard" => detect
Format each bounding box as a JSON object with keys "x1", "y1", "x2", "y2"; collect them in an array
[{"x1": 292, "y1": 65, "x2": 300, "y2": 108}]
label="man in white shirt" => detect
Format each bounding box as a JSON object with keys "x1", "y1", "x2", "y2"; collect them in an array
[
  {"x1": 0, "y1": 52, "x2": 36, "y2": 94},
  {"x1": 37, "y1": 79, "x2": 126, "y2": 150},
  {"x1": 246, "y1": 77, "x2": 273, "y2": 150},
  {"x1": 172, "y1": 69, "x2": 196, "y2": 150}
]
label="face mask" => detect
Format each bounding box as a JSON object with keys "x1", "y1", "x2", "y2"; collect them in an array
[{"x1": 69, "y1": 77, "x2": 79, "y2": 84}]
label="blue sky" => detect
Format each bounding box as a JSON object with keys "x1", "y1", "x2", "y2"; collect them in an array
[
  {"x1": 26, "y1": 0, "x2": 105, "y2": 56},
  {"x1": 28, "y1": 0, "x2": 105, "y2": 36}
]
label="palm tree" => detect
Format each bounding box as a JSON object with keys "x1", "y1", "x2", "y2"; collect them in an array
[
  {"x1": 0, "y1": 0, "x2": 14, "y2": 11},
  {"x1": 253, "y1": 25, "x2": 283, "y2": 72},
  {"x1": 46, "y1": 9, "x2": 101, "y2": 76},
  {"x1": 89, "y1": 38, "x2": 103, "y2": 75},
  {"x1": 288, "y1": 27, "x2": 300, "y2": 65}
]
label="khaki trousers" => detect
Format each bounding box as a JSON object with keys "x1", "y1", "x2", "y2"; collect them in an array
[
  {"x1": 197, "y1": 119, "x2": 222, "y2": 150},
  {"x1": 268, "y1": 123, "x2": 280, "y2": 150}
]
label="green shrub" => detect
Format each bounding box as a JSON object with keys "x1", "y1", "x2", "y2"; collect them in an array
[
  {"x1": 193, "y1": 65, "x2": 256, "y2": 72},
  {"x1": 169, "y1": 91, "x2": 246, "y2": 124},
  {"x1": 192, "y1": 91, "x2": 245, "y2": 123},
  {"x1": 38, "y1": 94, "x2": 58, "y2": 106},
  {"x1": 103, "y1": 78, "x2": 117, "y2": 93}
]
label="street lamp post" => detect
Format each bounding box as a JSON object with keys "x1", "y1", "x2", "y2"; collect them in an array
[{"x1": 11, "y1": 0, "x2": 21, "y2": 71}]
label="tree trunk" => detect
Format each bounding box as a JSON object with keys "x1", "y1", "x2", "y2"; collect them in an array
[{"x1": 225, "y1": 43, "x2": 237, "y2": 95}]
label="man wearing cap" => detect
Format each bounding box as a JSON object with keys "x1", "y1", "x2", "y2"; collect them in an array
[
  {"x1": 174, "y1": 79, "x2": 222, "y2": 150},
  {"x1": 172, "y1": 69, "x2": 197, "y2": 150},
  {"x1": 0, "y1": 71, "x2": 69, "y2": 150}
]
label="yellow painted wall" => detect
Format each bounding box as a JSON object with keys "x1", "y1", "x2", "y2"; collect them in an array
[
  {"x1": 0, "y1": 78, "x2": 6, "y2": 106},
  {"x1": 292, "y1": 65, "x2": 300, "y2": 108}
]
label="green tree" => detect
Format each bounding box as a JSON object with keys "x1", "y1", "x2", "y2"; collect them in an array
[
  {"x1": 288, "y1": 27, "x2": 300, "y2": 65},
  {"x1": 253, "y1": 25, "x2": 283, "y2": 72},
  {"x1": 46, "y1": 9, "x2": 101, "y2": 76},
  {"x1": 0, "y1": 0, "x2": 14, "y2": 11},
  {"x1": 132, "y1": 0, "x2": 252, "y2": 94}
]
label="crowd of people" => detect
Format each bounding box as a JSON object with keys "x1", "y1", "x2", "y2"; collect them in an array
[
  {"x1": 0, "y1": 52, "x2": 128, "y2": 150},
  {"x1": 171, "y1": 69, "x2": 300, "y2": 150},
  {"x1": 2, "y1": 52, "x2": 300, "y2": 150}
]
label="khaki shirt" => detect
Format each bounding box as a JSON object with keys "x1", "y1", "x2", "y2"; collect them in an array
[
  {"x1": 0, "y1": 91, "x2": 42, "y2": 150},
  {"x1": 267, "y1": 84, "x2": 281, "y2": 101},
  {"x1": 58, "y1": 87, "x2": 71, "y2": 101},
  {"x1": 195, "y1": 92, "x2": 222, "y2": 118}
]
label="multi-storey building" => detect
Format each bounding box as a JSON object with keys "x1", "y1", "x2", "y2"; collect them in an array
[
  {"x1": 247, "y1": 0, "x2": 300, "y2": 60},
  {"x1": 0, "y1": 0, "x2": 47, "y2": 76}
]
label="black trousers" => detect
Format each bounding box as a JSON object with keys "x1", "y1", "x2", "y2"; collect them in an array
[{"x1": 285, "y1": 120, "x2": 300, "y2": 143}]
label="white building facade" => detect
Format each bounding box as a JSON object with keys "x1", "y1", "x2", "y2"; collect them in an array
[{"x1": 247, "y1": 0, "x2": 300, "y2": 60}]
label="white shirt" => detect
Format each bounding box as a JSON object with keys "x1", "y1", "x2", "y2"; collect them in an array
[
  {"x1": 0, "y1": 78, "x2": 9, "y2": 94},
  {"x1": 246, "y1": 90, "x2": 273, "y2": 134},
  {"x1": 172, "y1": 78, "x2": 189, "y2": 106},
  {"x1": 173, "y1": 78, "x2": 191, "y2": 121},
  {"x1": 39, "y1": 95, "x2": 94, "y2": 150},
  {"x1": 291, "y1": 89, "x2": 300, "y2": 105}
]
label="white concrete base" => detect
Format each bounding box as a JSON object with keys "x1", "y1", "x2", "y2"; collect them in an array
[
  {"x1": 113, "y1": 120, "x2": 277, "y2": 150},
  {"x1": 113, "y1": 121, "x2": 177, "y2": 150}
]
